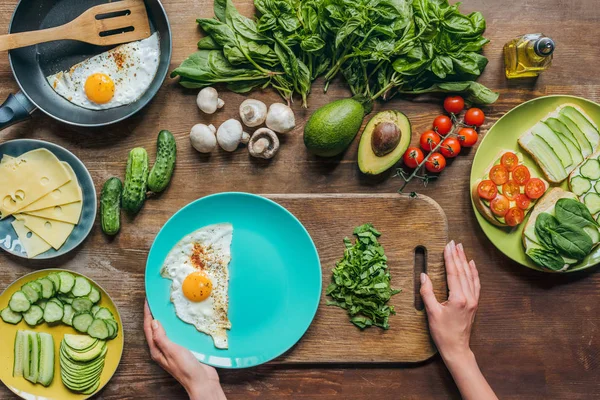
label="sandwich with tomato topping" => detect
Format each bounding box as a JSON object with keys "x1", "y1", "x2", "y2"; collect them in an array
[{"x1": 472, "y1": 151, "x2": 549, "y2": 227}]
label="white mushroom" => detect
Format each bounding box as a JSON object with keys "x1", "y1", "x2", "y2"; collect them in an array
[
  {"x1": 196, "y1": 87, "x2": 224, "y2": 114},
  {"x1": 190, "y1": 124, "x2": 217, "y2": 153},
  {"x1": 216, "y1": 119, "x2": 250, "y2": 152},
  {"x1": 248, "y1": 128, "x2": 280, "y2": 159},
  {"x1": 239, "y1": 99, "x2": 267, "y2": 127},
  {"x1": 266, "y1": 103, "x2": 295, "y2": 133}
]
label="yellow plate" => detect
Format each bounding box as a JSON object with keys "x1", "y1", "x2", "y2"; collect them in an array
[{"x1": 0, "y1": 269, "x2": 123, "y2": 399}]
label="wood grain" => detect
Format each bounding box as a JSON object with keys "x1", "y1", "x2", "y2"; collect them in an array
[
  {"x1": 267, "y1": 194, "x2": 448, "y2": 363},
  {"x1": 0, "y1": 0, "x2": 599, "y2": 399}
]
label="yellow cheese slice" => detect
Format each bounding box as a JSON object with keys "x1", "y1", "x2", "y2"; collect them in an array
[
  {"x1": 0, "y1": 149, "x2": 71, "y2": 218},
  {"x1": 18, "y1": 161, "x2": 82, "y2": 213},
  {"x1": 23, "y1": 201, "x2": 82, "y2": 224},
  {"x1": 15, "y1": 214, "x2": 75, "y2": 250},
  {"x1": 11, "y1": 219, "x2": 52, "y2": 258}
]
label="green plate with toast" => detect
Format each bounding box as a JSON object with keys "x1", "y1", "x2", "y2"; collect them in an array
[{"x1": 470, "y1": 95, "x2": 600, "y2": 273}]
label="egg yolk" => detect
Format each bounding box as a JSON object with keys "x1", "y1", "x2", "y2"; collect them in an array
[
  {"x1": 84, "y1": 73, "x2": 115, "y2": 104},
  {"x1": 182, "y1": 272, "x2": 213, "y2": 302}
]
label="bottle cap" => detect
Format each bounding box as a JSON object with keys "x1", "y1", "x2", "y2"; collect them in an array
[{"x1": 534, "y1": 37, "x2": 555, "y2": 57}]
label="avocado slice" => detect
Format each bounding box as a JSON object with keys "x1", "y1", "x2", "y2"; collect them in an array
[{"x1": 358, "y1": 110, "x2": 411, "y2": 175}]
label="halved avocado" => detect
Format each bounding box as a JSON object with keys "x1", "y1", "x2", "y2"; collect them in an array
[{"x1": 358, "y1": 110, "x2": 411, "y2": 175}]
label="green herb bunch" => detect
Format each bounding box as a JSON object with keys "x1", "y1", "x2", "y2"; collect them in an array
[{"x1": 326, "y1": 223, "x2": 401, "y2": 329}]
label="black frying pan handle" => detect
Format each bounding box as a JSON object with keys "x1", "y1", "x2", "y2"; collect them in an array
[{"x1": 0, "y1": 92, "x2": 36, "y2": 131}]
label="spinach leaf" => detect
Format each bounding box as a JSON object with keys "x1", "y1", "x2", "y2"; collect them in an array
[
  {"x1": 555, "y1": 198, "x2": 598, "y2": 228},
  {"x1": 213, "y1": 0, "x2": 227, "y2": 22},
  {"x1": 526, "y1": 249, "x2": 565, "y2": 271},
  {"x1": 535, "y1": 213, "x2": 559, "y2": 250},
  {"x1": 551, "y1": 224, "x2": 593, "y2": 260}
]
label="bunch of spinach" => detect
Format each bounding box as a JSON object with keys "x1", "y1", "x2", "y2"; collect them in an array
[
  {"x1": 529, "y1": 199, "x2": 599, "y2": 270},
  {"x1": 326, "y1": 223, "x2": 400, "y2": 330}
]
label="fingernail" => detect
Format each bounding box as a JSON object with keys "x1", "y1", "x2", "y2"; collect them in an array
[
  {"x1": 420, "y1": 273, "x2": 427, "y2": 284},
  {"x1": 450, "y1": 240, "x2": 456, "y2": 249},
  {"x1": 152, "y1": 320, "x2": 159, "y2": 330},
  {"x1": 457, "y1": 243, "x2": 463, "y2": 251}
]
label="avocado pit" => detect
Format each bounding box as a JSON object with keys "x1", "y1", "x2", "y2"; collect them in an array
[{"x1": 371, "y1": 122, "x2": 401, "y2": 157}]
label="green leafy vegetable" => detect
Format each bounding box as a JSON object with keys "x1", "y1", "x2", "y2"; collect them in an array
[
  {"x1": 555, "y1": 198, "x2": 599, "y2": 228},
  {"x1": 326, "y1": 223, "x2": 400, "y2": 329},
  {"x1": 534, "y1": 211, "x2": 593, "y2": 262},
  {"x1": 526, "y1": 248, "x2": 565, "y2": 271}
]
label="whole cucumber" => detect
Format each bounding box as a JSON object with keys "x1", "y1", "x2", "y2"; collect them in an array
[
  {"x1": 100, "y1": 177, "x2": 123, "y2": 235},
  {"x1": 148, "y1": 130, "x2": 177, "y2": 193},
  {"x1": 122, "y1": 147, "x2": 149, "y2": 214}
]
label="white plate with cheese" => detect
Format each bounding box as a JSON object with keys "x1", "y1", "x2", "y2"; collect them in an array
[{"x1": 0, "y1": 139, "x2": 96, "y2": 259}]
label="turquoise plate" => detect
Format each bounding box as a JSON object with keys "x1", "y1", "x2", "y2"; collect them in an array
[
  {"x1": 145, "y1": 192, "x2": 322, "y2": 368},
  {"x1": 0, "y1": 139, "x2": 96, "y2": 259}
]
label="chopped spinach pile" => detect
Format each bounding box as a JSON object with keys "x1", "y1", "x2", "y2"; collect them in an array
[
  {"x1": 171, "y1": 0, "x2": 497, "y2": 107},
  {"x1": 326, "y1": 223, "x2": 400, "y2": 329}
]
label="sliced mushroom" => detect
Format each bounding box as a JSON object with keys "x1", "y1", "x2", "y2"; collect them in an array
[
  {"x1": 248, "y1": 128, "x2": 280, "y2": 159},
  {"x1": 197, "y1": 87, "x2": 224, "y2": 114},
  {"x1": 190, "y1": 124, "x2": 217, "y2": 153},
  {"x1": 216, "y1": 119, "x2": 249, "y2": 152},
  {"x1": 239, "y1": 99, "x2": 267, "y2": 127},
  {"x1": 266, "y1": 103, "x2": 295, "y2": 133}
]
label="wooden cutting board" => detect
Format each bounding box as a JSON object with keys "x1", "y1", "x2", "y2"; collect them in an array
[{"x1": 265, "y1": 193, "x2": 448, "y2": 364}]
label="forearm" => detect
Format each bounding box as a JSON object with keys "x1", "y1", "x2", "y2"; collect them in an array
[
  {"x1": 443, "y1": 350, "x2": 498, "y2": 400},
  {"x1": 187, "y1": 381, "x2": 227, "y2": 400}
]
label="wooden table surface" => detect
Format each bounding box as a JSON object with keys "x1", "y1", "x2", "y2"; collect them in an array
[{"x1": 1, "y1": 0, "x2": 599, "y2": 398}]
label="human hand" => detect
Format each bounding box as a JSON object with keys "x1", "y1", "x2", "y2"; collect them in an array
[
  {"x1": 143, "y1": 300, "x2": 227, "y2": 400},
  {"x1": 420, "y1": 241, "x2": 480, "y2": 365}
]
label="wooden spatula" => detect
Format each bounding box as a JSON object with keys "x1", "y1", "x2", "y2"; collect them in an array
[{"x1": 0, "y1": 0, "x2": 151, "y2": 52}]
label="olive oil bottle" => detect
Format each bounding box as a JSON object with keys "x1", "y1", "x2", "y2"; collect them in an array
[{"x1": 504, "y1": 34, "x2": 555, "y2": 78}]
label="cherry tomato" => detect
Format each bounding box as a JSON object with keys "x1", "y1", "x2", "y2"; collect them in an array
[
  {"x1": 525, "y1": 178, "x2": 546, "y2": 199},
  {"x1": 490, "y1": 195, "x2": 510, "y2": 217},
  {"x1": 515, "y1": 194, "x2": 531, "y2": 210},
  {"x1": 440, "y1": 137, "x2": 461, "y2": 158},
  {"x1": 512, "y1": 165, "x2": 531, "y2": 185},
  {"x1": 433, "y1": 115, "x2": 453, "y2": 135},
  {"x1": 500, "y1": 152, "x2": 519, "y2": 172},
  {"x1": 443, "y1": 96, "x2": 465, "y2": 114},
  {"x1": 425, "y1": 153, "x2": 447, "y2": 173},
  {"x1": 477, "y1": 180, "x2": 498, "y2": 201},
  {"x1": 502, "y1": 181, "x2": 521, "y2": 200},
  {"x1": 419, "y1": 130, "x2": 441, "y2": 152},
  {"x1": 489, "y1": 165, "x2": 509, "y2": 186},
  {"x1": 403, "y1": 147, "x2": 424, "y2": 169},
  {"x1": 505, "y1": 207, "x2": 525, "y2": 227},
  {"x1": 464, "y1": 108, "x2": 485, "y2": 127},
  {"x1": 457, "y1": 127, "x2": 478, "y2": 147}
]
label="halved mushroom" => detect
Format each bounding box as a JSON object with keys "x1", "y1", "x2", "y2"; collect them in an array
[
  {"x1": 239, "y1": 99, "x2": 267, "y2": 127},
  {"x1": 248, "y1": 128, "x2": 280, "y2": 159}
]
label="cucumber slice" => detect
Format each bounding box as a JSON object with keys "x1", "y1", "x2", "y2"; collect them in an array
[
  {"x1": 1, "y1": 307, "x2": 23, "y2": 324},
  {"x1": 62, "y1": 304, "x2": 75, "y2": 326},
  {"x1": 72, "y1": 298, "x2": 93, "y2": 313},
  {"x1": 545, "y1": 118, "x2": 581, "y2": 150},
  {"x1": 38, "y1": 278, "x2": 55, "y2": 299},
  {"x1": 81, "y1": 380, "x2": 101, "y2": 395},
  {"x1": 71, "y1": 277, "x2": 92, "y2": 297},
  {"x1": 558, "y1": 114, "x2": 593, "y2": 156},
  {"x1": 58, "y1": 272, "x2": 76, "y2": 293},
  {"x1": 43, "y1": 301, "x2": 64, "y2": 323},
  {"x1": 88, "y1": 287, "x2": 101, "y2": 304},
  {"x1": 94, "y1": 308, "x2": 114, "y2": 320},
  {"x1": 570, "y1": 175, "x2": 592, "y2": 196},
  {"x1": 531, "y1": 121, "x2": 572, "y2": 168},
  {"x1": 560, "y1": 106, "x2": 600, "y2": 149},
  {"x1": 91, "y1": 305, "x2": 100, "y2": 316},
  {"x1": 9, "y1": 291, "x2": 31, "y2": 313},
  {"x1": 558, "y1": 131, "x2": 584, "y2": 167},
  {"x1": 49, "y1": 298, "x2": 65, "y2": 308},
  {"x1": 30, "y1": 281, "x2": 42, "y2": 296},
  {"x1": 63, "y1": 334, "x2": 98, "y2": 351},
  {"x1": 87, "y1": 319, "x2": 109, "y2": 340},
  {"x1": 37, "y1": 332, "x2": 55, "y2": 387},
  {"x1": 13, "y1": 330, "x2": 25, "y2": 377},
  {"x1": 57, "y1": 294, "x2": 73, "y2": 305},
  {"x1": 73, "y1": 313, "x2": 94, "y2": 334},
  {"x1": 584, "y1": 193, "x2": 600, "y2": 214},
  {"x1": 37, "y1": 300, "x2": 48, "y2": 310},
  {"x1": 595, "y1": 181, "x2": 600, "y2": 194},
  {"x1": 24, "y1": 331, "x2": 40, "y2": 384},
  {"x1": 105, "y1": 319, "x2": 119, "y2": 340},
  {"x1": 104, "y1": 319, "x2": 115, "y2": 338},
  {"x1": 23, "y1": 305, "x2": 44, "y2": 326},
  {"x1": 21, "y1": 283, "x2": 40, "y2": 303},
  {"x1": 22, "y1": 330, "x2": 31, "y2": 381},
  {"x1": 46, "y1": 273, "x2": 61, "y2": 292},
  {"x1": 583, "y1": 226, "x2": 600, "y2": 244},
  {"x1": 580, "y1": 159, "x2": 600, "y2": 180}
]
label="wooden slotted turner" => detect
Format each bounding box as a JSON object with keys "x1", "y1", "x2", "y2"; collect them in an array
[{"x1": 0, "y1": 0, "x2": 151, "y2": 51}]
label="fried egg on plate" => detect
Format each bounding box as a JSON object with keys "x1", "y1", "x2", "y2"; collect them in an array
[
  {"x1": 161, "y1": 223, "x2": 233, "y2": 349},
  {"x1": 46, "y1": 32, "x2": 160, "y2": 110}
]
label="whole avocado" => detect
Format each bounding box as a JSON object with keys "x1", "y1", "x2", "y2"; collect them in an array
[{"x1": 304, "y1": 99, "x2": 364, "y2": 157}]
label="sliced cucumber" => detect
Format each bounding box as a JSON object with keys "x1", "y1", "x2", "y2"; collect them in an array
[
  {"x1": 105, "y1": 319, "x2": 119, "y2": 339},
  {"x1": 63, "y1": 334, "x2": 97, "y2": 351},
  {"x1": 71, "y1": 277, "x2": 92, "y2": 297},
  {"x1": 91, "y1": 305, "x2": 100, "y2": 316},
  {"x1": 62, "y1": 304, "x2": 75, "y2": 326},
  {"x1": 595, "y1": 181, "x2": 600, "y2": 194},
  {"x1": 38, "y1": 300, "x2": 47, "y2": 310},
  {"x1": 13, "y1": 330, "x2": 25, "y2": 377},
  {"x1": 584, "y1": 193, "x2": 600, "y2": 214},
  {"x1": 9, "y1": 291, "x2": 31, "y2": 313},
  {"x1": 87, "y1": 319, "x2": 109, "y2": 340},
  {"x1": 73, "y1": 313, "x2": 94, "y2": 334},
  {"x1": 22, "y1": 330, "x2": 31, "y2": 381},
  {"x1": 531, "y1": 121, "x2": 572, "y2": 168},
  {"x1": 37, "y1": 332, "x2": 55, "y2": 387},
  {"x1": 570, "y1": 175, "x2": 592, "y2": 196},
  {"x1": 1, "y1": 307, "x2": 23, "y2": 324},
  {"x1": 43, "y1": 301, "x2": 64, "y2": 323},
  {"x1": 558, "y1": 114, "x2": 593, "y2": 156},
  {"x1": 94, "y1": 307, "x2": 114, "y2": 320},
  {"x1": 88, "y1": 287, "x2": 101, "y2": 304},
  {"x1": 46, "y1": 273, "x2": 61, "y2": 292},
  {"x1": 23, "y1": 305, "x2": 44, "y2": 326},
  {"x1": 21, "y1": 283, "x2": 40, "y2": 303},
  {"x1": 545, "y1": 118, "x2": 581, "y2": 150},
  {"x1": 57, "y1": 294, "x2": 73, "y2": 305},
  {"x1": 38, "y1": 278, "x2": 55, "y2": 299},
  {"x1": 583, "y1": 226, "x2": 600, "y2": 244},
  {"x1": 561, "y1": 106, "x2": 600, "y2": 149},
  {"x1": 72, "y1": 298, "x2": 93, "y2": 313},
  {"x1": 580, "y1": 159, "x2": 600, "y2": 180},
  {"x1": 58, "y1": 272, "x2": 76, "y2": 293},
  {"x1": 49, "y1": 298, "x2": 64, "y2": 308},
  {"x1": 24, "y1": 331, "x2": 39, "y2": 384},
  {"x1": 526, "y1": 135, "x2": 567, "y2": 181}
]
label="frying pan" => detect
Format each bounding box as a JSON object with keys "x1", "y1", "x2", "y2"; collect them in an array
[{"x1": 0, "y1": 0, "x2": 171, "y2": 130}]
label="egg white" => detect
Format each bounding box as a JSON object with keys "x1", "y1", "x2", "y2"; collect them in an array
[
  {"x1": 46, "y1": 32, "x2": 160, "y2": 110},
  {"x1": 161, "y1": 223, "x2": 233, "y2": 349}
]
